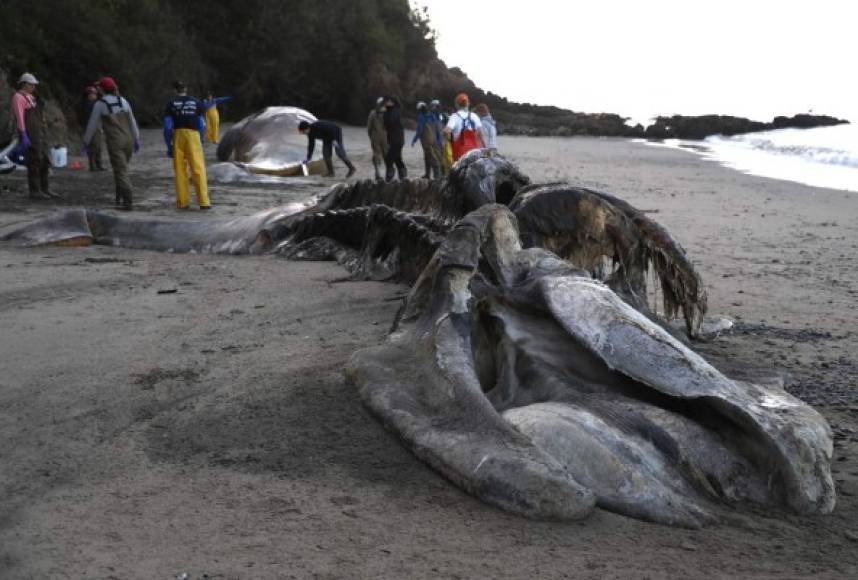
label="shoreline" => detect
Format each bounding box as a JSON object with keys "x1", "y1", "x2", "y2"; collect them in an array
[{"x1": 1, "y1": 129, "x2": 857, "y2": 578}]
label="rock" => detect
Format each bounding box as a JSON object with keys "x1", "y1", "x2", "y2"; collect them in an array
[
  {"x1": 643, "y1": 113, "x2": 848, "y2": 140},
  {"x1": 699, "y1": 316, "x2": 735, "y2": 339}
]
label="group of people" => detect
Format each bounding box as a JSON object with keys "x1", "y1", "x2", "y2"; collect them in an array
[
  {"x1": 370, "y1": 92, "x2": 498, "y2": 181},
  {"x1": 303, "y1": 91, "x2": 498, "y2": 183},
  {"x1": 7, "y1": 72, "x2": 228, "y2": 211},
  {"x1": 7, "y1": 72, "x2": 498, "y2": 211}
]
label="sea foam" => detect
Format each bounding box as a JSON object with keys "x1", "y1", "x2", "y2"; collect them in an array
[{"x1": 645, "y1": 123, "x2": 858, "y2": 192}]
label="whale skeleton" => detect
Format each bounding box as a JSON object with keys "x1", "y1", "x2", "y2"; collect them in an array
[{"x1": 1, "y1": 149, "x2": 834, "y2": 527}]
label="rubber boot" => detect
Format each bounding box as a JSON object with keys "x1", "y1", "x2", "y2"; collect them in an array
[
  {"x1": 344, "y1": 159, "x2": 356, "y2": 178},
  {"x1": 373, "y1": 161, "x2": 382, "y2": 181},
  {"x1": 398, "y1": 164, "x2": 407, "y2": 180},
  {"x1": 324, "y1": 158, "x2": 335, "y2": 177},
  {"x1": 422, "y1": 158, "x2": 430, "y2": 179},
  {"x1": 385, "y1": 164, "x2": 395, "y2": 183}
]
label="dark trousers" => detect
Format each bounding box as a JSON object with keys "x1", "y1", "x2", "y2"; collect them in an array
[
  {"x1": 384, "y1": 142, "x2": 406, "y2": 181},
  {"x1": 88, "y1": 130, "x2": 105, "y2": 170},
  {"x1": 322, "y1": 138, "x2": 351, "y2": 165},
  {"x1": 25, "y1": 147, "x2": 50, "y2": 194}
]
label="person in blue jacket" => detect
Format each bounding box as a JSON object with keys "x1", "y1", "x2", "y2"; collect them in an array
[{"x1": 411, "y1": 101, "x2": 443, "y2": 179}]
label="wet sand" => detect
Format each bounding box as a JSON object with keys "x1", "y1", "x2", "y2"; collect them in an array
[{"x1": 1, "y1": 127, "x2": 857, "y2": 578}]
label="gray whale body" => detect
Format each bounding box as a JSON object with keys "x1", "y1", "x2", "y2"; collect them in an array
[{"x1": 1, "y1": 150, "x2": 835, "y2": 526}]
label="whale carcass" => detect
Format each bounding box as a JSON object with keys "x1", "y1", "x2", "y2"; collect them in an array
[
  {"x1": 216, "y1": 106, "x2": 327, "y2": 176},
  {"x1": 1, "y1": 150, "x2": 834, "y2": 527}
]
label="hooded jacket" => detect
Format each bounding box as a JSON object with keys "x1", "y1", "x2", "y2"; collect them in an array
[{"x1": 382, "y1": 98, "x2": 404, "y2": 146}]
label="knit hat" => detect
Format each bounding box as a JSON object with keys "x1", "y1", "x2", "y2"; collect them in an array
[
  {"x1": 376, "y1": 97, "x2": 385, "y2": 106},
  {"x1": 416, "y1": 101, "x2": 427, "y2": 111},
  {"x1": 18, "y1": 72, "x2": 39, "y2": 86},
  {"x1": 97, "y1": 77, "x2": 118, "y2": 91},
  {"x1": 455, "y1": 93, "x2": 469, "y2": 107}
]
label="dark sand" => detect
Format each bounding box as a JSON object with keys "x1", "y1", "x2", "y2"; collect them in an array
[{"x1": 1, "y1": 128, "x2": 857, "y2": 579}]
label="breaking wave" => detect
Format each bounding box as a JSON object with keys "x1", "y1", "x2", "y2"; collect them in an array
[{"x1": 648, "y1": 123, "x2": 858, "y2": 192}]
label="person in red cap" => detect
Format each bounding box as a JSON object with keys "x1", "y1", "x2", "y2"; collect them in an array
[
  {"x1": 82, "y1": 76, "x2": 141, "y2": 210},
  {"x1": 443, "y1": 92, "x2": 486, "y2": 162},
  {"x1": 10, "y1": 72, "x2": 57, "y2": 199},
  {"x1": 78, "y1": 86, "x2": 106, "y2": 171}
]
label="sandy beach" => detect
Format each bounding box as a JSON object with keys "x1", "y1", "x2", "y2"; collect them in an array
[{"x1": 1, "y1": 127, "x2": 857, "y2": 578}]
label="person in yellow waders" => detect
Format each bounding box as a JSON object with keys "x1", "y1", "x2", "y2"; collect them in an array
[
  {"x1": 202, "y1": 93, "x2": 231, "y2": 144},
  {"x1": 430, "y1": 99, "x2": 452, "y2": 176},
  {"x1": 443, "y1": 137, "x2": 454, "y2": 172},
  {"x1": 163, "y1": 81, "x2": 210, "y2": 209}
]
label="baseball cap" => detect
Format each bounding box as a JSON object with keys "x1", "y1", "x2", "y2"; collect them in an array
[{"x1": 18, "y1": 72, "x2": 39, "y2": 85}]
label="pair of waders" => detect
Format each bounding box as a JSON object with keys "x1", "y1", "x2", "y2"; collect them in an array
[
  {"x1": 23, "y1": 104, "x2": 52, "y2": 198},
  {"x1": 172, "y1": 128, "x2": 209, "y2": 209},
  {"x1": 419, "y1": 121, "x2": 444, "y2": 180},
  {"x1": 100, "y1": 99, "x2": 135, "y2": 210},
  {"x1": 205, "y1": 106, "x2": 220, "y2": 144},
  {"x1": 87, "y1": 129, "x2": 106, "y2": 171},
  {"x1": 368, "y1": 110, "x2": 388, "y2": 180}
]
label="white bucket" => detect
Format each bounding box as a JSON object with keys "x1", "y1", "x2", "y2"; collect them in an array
[{"x1": 50, "y1": 145, "x2": 68, "y2": 168}]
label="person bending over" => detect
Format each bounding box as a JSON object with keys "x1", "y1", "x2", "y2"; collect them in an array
[{"x1": 298, "y1": 120, "x2": 356, "y2": 178}]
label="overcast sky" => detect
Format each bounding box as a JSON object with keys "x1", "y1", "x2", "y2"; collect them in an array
[{"x1": 416, "y1": 0, "x2": 857, "y2": 124}]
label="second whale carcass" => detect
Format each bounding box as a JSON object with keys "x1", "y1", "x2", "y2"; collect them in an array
[
  {"x1": 216, "y1": 106, "x2": 327, "y2": 177},
  {"x1": 0, "y1": 150, "x2": 835, "y2": 527}
]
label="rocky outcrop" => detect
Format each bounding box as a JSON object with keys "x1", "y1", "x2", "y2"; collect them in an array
[
  {"x1": 772, "y1": 114, "x2": 845, "y2": 130},
  {"x1": 644, "y1": 114, "x2": 848, "y2": 140}
]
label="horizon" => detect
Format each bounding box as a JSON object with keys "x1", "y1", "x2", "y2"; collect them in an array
[{"x1": 416, "y1": 0, "x2": 857, "y2": 125}]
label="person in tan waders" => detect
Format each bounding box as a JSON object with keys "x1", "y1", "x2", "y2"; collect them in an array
[
  {"x1": 79, "y1": 85, "x2": 106, "y2": 171},
  {"x1": 366, "y1": 97, "x2": 388, "y2": 181},
  {"x1": 82, "y1": 76, "x2": 141, "y2": 210},
  {"x1": 10, "y1": 72, "x2": 56, "y2": 199},
  {"x1": 410, "y1": 101, "x2": 443, "y2": 179}
]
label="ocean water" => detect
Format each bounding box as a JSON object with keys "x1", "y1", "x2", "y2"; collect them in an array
[{"x1": 643, "y1": 123, "x2": 858, "y2": 193}]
